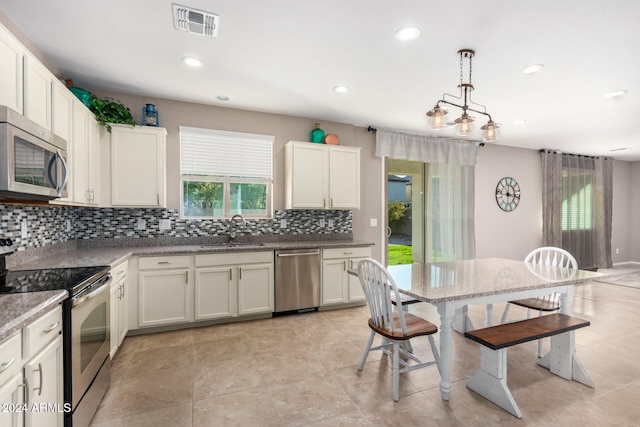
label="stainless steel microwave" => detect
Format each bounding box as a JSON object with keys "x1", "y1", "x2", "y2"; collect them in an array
[{"x1": 0, "y1": 106, "x2": 68, "y2": 200}]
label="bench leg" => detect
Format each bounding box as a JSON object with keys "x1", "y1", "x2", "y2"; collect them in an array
[
  {"x1": 467, "y1": 346, "x2": 522, "y2": 418},
  {"x1": 537, "y1": 331, "x2": 594, "y2": 388},
  {"x1": 484, "y1": 303, "x2": 493, "y2": 327}
]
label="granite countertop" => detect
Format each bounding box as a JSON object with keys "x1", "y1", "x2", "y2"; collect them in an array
[
  {"x1": 9, "y1": 239, "x2": 374, "y2": 270},
  {"x1": 0, "y1": 290, "x2": 67, "y2": 342}
]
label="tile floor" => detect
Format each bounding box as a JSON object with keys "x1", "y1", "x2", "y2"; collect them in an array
[{"x1": 91, "y1": 269, "x2": 640, "y2": 426}]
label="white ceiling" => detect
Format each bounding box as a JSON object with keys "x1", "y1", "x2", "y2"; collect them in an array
[{"x1": 2, "y1": 0, "x2": 639, "y2": 160}]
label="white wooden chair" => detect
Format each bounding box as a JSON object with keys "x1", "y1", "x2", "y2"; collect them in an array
[
  {"x1": 356, "y1": 258, "x2": 440, "y2": 401},
  {"x1": 500, "y1": 247, "x2": 578, "y2": 357}
]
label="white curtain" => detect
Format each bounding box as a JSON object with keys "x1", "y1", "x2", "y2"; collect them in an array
[
  {"x1": 376, "y1": 129, "x2": 477, "y2": 262},
  {"x1": 375, "y1": 129, "x2": 478, "y2": 166},
  {"x1": 425, "y1": 163, "x2": 476, "y2": 261}
]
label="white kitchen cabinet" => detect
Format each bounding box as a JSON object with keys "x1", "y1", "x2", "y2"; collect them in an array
[
  {"x1": 0, "y1": 23, "x2": 24, "y2": 114},
  {"x1": 70, "y1": 99, "x2": 101, "y2": 205},
  {"x1": 138, "y1": 256, "x2": 191, "y2": 327},
  {"x1": 195, "y1": 251, "x2": 274, "y2": 320},
  {"x1": 0, "y1": 372, "x2": 24, "y2": 427},
  {"x1": 23, "y1": 335, "x2": 63, "y2": 427},
  {"x1": 50, "y1": 81, "x2": 74, "y2": 204},
  {"x1": 285, "y1": 141, "x2": 360, "y2": 210},
  {"x1": 321, "y1": 247, "x2": 370, "y2": 306},
  {"x1": 23, "y1": 53, "x2": 53, "y2": 130},
  {"x1": 109, "y1": 260, "x2": 128, "y2": 358},
  {"x1": 101, "y1": 125, "x2": 167, "y2": 207}
]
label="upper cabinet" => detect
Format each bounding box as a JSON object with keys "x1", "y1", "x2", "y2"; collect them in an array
[
  {"x1": 101, "y1": 125, "x2": 167, "y2": 208},
  {"x1": 23, "y1": 53, "x2": 53, "y2": 130},
  {"x1": 70, "y1": 98, "x2": 101, "y2": 205},
  {"x1": 285, "y1": 141, "x2": 360, "y2": 210},
  {"x1": 0, "y1": 23, "x2": 24, "y2": 114}
]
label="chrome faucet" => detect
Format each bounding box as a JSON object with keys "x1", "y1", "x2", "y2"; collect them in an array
[{"x1": 228, "y1": 214, "x2": 246, "y2": 242}]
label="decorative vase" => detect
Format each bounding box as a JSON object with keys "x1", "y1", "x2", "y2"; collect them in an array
[
  {"x1": 310, "y1": 123, "x2": 325, "y2": 143},
  {"x1": 324, "y1": 133, "x2": 340, "y2": 145}
]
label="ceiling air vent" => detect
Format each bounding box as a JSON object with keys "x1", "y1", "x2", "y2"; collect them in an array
[{"x1": 173, "y1": 4, "x2": 219, "y2": 37}]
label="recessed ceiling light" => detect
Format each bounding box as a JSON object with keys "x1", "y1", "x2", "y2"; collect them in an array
[
  {"x1": 513, "y1": 118, "x2": 528, "y2": 125},
  {"x1": 609, "y1": 147, "x2": 630, "y2": 152},
  {"x1": 182, "y1": 57, "x2": 203, "y2": 67},
  {"x1": 216, "y1": 95, "x2": 229, "y2": 101},
  {"x1": 333, "y1": 86, "x2": 349, "y2": 93},
  {"x1": 394, "y1": 26, "x2": 421, "y2": 41},
  {"x1": 522, "y1": 64, "x2": 544, "y2": 74},
  {"x1": 604, "y1": 90, "x2": 628, "y2": 98}
]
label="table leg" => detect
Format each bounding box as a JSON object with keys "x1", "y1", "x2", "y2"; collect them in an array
[{"x1": 437, "y1": 305, "x2": 454, "y2": 400}]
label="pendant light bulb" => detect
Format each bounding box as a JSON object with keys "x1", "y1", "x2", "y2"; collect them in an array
[
  {"x1": 481, "y1": 121, "x2": 501, "y2": 143},
  {"x1": 427, "y1": 106, "x2": 448, "y2": 130},
  {"x1": 455, "y1": 114, "x2": 473, "y2": 136}
]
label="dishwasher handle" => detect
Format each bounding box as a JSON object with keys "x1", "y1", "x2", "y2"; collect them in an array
[{"x1": 276, "y1": 251, "x2": 320, "y2": 257}]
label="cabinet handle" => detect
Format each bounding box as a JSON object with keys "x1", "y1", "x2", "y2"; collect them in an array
[
  {"x1": 120, "y1": 283, "x2": 124, "y2": 299},
  {"x1": 33, "y1": 363, "x2": 43, "y2": 396},
  {"x1": 157, "y1": 193, "x2": 160, "y2": 205},
  {"x1": 343, "y1": 251, "x2": 354, "y2": 256},
  {"x1": 116, "y1": 269, "x2": 125, "y2": 277},
  {"x1": 323, "y1": 198, "x2": 326, "y2": 208},
  {"x1": 331, "y1": 198, "x2": 333, "y2": 208},
  {"x1": 239, "y1": 268, "x2": 242, "y2": 280},
  {"x1": 0, "y1": 358, "x2": 16, "y2": 374},
  {"x1": 17, "y1": 380, "x2": 27, "y2": 407},
  {"x1": 229, "y1": 269, "x2": 233, "y2": 281},
  {"x1": 157, "y1": 261, "x2": 172, "y2": 265},
  {"x1": 42, "y1": 322, "x2": 60, "y2": 334},
  {"x1": 343, "y1": 261, "x2": 347, "y2": 271}
]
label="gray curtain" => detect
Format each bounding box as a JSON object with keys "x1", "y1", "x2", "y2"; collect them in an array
[{"x1": 541, "y1": 150, "x2": 613, "y2": 270}]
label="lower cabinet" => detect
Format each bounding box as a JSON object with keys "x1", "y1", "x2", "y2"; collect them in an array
[
  {"x1": 23, "y1": 335, "x2": 63, "y2": 427},
  {"x1": 109, "y1": 260, "x2": 128, "y2": 358},
  {"x1": 0, "y1": 305, "x2": 64, "y2": 427},
  {"x1": 195, "y1": 251, "x2": 274, "y2": 320},
  {"x1": 138, "y1": 255, "x2": 191, "y2": 328},
  {"x1": 321, "y1": 247, "x2": 371, "y2": 306}
]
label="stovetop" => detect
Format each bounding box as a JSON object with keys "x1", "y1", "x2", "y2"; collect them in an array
[{"x1": 0, "y1": 237, "x2": 109, "y2": 296}]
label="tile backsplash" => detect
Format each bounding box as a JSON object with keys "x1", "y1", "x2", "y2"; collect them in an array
[{"x1": 0, "y1": 203, "x2": 352, "y2": 252}]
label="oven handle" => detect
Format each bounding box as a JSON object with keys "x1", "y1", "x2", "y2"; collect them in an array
[{"x1": 71, "y1": 275, "x2": 112, "y2": 308}]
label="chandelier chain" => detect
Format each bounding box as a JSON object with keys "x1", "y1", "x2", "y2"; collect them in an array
[
  {"x1": 459, "y1": 54, "x2": 463, "y2": 86},
  {"x1": 469, "y1": 52, "x2": 473, "y2": 86}
]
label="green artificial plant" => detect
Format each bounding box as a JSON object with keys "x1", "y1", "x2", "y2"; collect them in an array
[{"x1": 88, "y1": 94, "x2": 136, "y2": 133}]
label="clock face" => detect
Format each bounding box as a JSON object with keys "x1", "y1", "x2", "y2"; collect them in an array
[{"x1": 495, "y1": 177, "x2": 520, "y2": 212}]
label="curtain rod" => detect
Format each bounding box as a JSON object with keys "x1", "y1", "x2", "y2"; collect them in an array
[{"x1": 539, "y1": 149, "x2": 611, "y2": 160}]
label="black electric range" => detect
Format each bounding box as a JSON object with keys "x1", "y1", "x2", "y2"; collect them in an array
[{"x1": 0, "y1": 238, "x2": 108, "y2": 296}]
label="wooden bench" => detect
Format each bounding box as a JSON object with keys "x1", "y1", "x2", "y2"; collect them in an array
[{"x1": 464, "y1": 313, "x2": 593, "y2": 418}]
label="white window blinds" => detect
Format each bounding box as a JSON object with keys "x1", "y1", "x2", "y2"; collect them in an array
[{"x1": 180, "y1": 126, "x2": 274, "y2": 179}]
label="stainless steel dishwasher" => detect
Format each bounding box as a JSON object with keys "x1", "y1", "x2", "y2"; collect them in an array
[{"x1": 275, "y1": 248, "x2": 321, "y2": 313}]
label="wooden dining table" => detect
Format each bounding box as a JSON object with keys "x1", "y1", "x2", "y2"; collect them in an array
[{"x1": 386, "y1": 258, "x2": 604, "y2": 401}]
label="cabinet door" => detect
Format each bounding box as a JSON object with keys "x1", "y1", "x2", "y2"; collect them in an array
[
  {"x1": 194, "y1": 267, "x2": 236, "y2": 320},
  {"x1": 0, "y1": 25, "x2": 24, "y2": 114},
  {"x1": 24, "y1": 335, "x2": 63, "y2": 427},
  {"x1": 139, "y1": 269, "x2": 190, "y2": 327},
  {"x1": 329, "y1": 147, "x2": 360, "y2": 209},
  {"x1": 118, "y1": 280, "x2": 128, "y2": 345},
  {"x1": 110, "y1": 126, "x2": 166, "y2": 207},
  {"x1": 0, "y1": 373, "x2": 24, "y2": 427},
  {"x1": 238, "y1": 263, "x2": 274, "y2": 315},
  {"x1": 23, "y1": 54, "x2": 52, "y2": 130},
  {"x1": 51, "y1": 82, "x2": 74, "y2": 204},
  {"x1": 109, "y1": 283, "x2": 120, "y2": 358},
  {"x1": 287, "y1": 143, "x2": 327, "y2": 209},
  {"x1": 87, "y1": 116, "x2": 101, "y2": 205},
  {"x1": 71, "y1": 100, "x2": 89, "y2": 204},
  {"x1": 347, "y1": 258, "x2": 367, "y2": 302},
  {"x1": 321, "y1": 259, "x2": 348, "y2": 305}
]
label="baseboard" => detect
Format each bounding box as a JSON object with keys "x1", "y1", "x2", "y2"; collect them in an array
[{"x1": 612, "y1": 261, "x2": 640, "y2": 268}]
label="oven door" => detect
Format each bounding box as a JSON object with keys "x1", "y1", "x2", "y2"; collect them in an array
[
  {"x1": 0, "y1": 122, "x2": 68, "y2": 199},
  {"x1": 70, "y1": 276, "x2": 111, "y2": 409}
]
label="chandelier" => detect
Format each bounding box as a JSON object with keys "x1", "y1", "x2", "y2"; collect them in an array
[{"x1": 426, "y1": 49, "x2": 500, "y2": 143}]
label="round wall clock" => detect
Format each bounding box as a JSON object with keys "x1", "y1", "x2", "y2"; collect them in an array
[{"x1": 495, "y1": 177, "x2": 520, "y2": 212}]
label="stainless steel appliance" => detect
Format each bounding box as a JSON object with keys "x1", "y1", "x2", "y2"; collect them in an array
[
  {"x1": 275, "y1": 249, "x2": 320, "y2": 313},
  {"x1": 0, "y1": 105, "x2": 68, "y2": 200},
  {"x1": 0, "y1": 240, "x2": 110, "y2": 427}
]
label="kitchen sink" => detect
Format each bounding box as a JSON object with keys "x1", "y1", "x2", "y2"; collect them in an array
[{"x1": 201, "y1": 242, "x2": 266, "y2": 248}]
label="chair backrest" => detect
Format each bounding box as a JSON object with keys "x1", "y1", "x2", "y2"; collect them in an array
[
  {"x1": 525, "y1": 247, "x2": 578, "y2": 270},
  {"x1": 357, "y1": 258, "x2": 408, "y2": 335}
]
